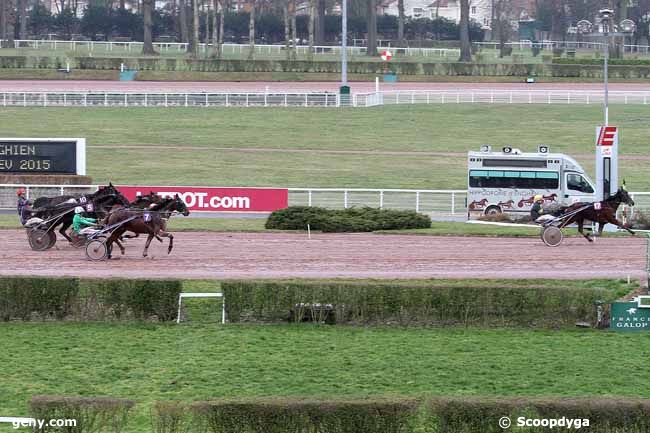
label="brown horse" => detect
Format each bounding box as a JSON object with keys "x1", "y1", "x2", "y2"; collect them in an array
[
  {"x1": 105, "y1": 195, "x2": 190, "y2": 258},
  {"x1": 560, "y1": 187, "x2": 635, "y2": 242}
]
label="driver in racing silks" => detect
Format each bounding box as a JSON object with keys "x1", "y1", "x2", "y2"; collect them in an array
[
  {"x1": 530, "y1": 195, "x2": 544, "y2": 221},
  {"x1": 16, "y1": 188, "x2": 31, "y2": 226},
  {"x1": 72, "y1": 206, "x2": 98, "y2": 235}
]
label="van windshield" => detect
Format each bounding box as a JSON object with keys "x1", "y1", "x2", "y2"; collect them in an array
[{"x1": 566, "y1": 174, "x2": 594, "y2": 193}]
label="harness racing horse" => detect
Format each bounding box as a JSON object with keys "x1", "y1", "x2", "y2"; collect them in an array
[
  {"x1": 28, "y1": 191, "x2": 130, "y2": 243},
  {"x1": 32, "y1": 182, "x2": 122, "y2": 209},
  {"x1": 560, "y1": 187, "x2": 635, "y2": 242},
  {"x1": 104, "y1": 194, "x2": 190, "y2": 258}
]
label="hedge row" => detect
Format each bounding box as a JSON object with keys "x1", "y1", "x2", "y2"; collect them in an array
[
  {"x1": 0, "y1": 276, "x2": 182, "y2": 321},
  {"x1": 265, "y1": 206, "x2": 431, "y2": 232},
  {"x1": 30, "y1": 396, "x2": 134, "y2": 433},
  {"x1": 5, "y1": 55, "x2": 650, "y2": 77},
  {"x1": 30, "y1": 396, "x2": 650, "y2": 433},
  {"x1": 553, "y1": 57, "x2": 650, "y2": 66},
  {"x1": 221, "y1": 280, "x2": 614, "y2": 326}
]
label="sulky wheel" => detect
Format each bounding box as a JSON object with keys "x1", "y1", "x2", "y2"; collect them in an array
[
  {"x1": 70, "y1": 234, "x2": 87, "y2": 249},
  {"x1": 85, "y1": 239, "x2": 108, "y2": 261},
  {"x1": 28, "y1": 229, "x2": 56, "y2": 251},
  {"x1": 541, "y1": 226, "x2": 564, "y2": 247}
]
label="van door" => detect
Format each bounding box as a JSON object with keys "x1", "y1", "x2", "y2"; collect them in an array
[{"x1": 564, "y1": 173, "x2": 595, "y2": 204}]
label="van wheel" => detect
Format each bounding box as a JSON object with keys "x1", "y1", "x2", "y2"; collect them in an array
[{"x1": 484, "y1": 206, "x2": 502, "y2": 216}]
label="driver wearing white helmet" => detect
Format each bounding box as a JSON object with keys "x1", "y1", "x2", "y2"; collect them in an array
[{"x1": 72, "y1": 206, "x2": 97, "y2": 234}]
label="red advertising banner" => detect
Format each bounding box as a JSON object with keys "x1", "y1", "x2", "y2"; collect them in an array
[{"x1": 117, "y1": 186, "x2": 288, "y2": 212}]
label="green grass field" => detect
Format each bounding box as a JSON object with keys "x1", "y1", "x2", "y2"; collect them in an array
[
  {"x1": 2, "y1": 319, "x2": 649, "y2": 433},
  {"x1": 2, "y1": 105, "x2": 650, "y2": 190}
]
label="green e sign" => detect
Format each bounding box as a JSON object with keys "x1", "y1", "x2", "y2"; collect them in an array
[{"x1": 610, "y1": 302, "x2": 650, "y2": 332}]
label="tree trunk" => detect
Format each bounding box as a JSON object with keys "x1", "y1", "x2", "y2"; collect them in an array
[
  {"x1": 366, "y1": 0, "x2": 377, "y2": 56},
  {"x1": 4, "y1": 0, "x2": 15, "y2": 47},
  {"x1": 191, "y1": 0, "x2": 199, "y2": 56},
  {"x1": 397, "y1": 0, "x2": 404, "y2": 44},
  {"x1": 290, "y1": 0, "x2": 296, "y2": 60},
  {"x1": 120, "y1": 0, "x2": 125, "y2": 9},
  {"x1": 308, "y1": 0, "x2": 315, "y2": 60},
  {"x1": 0, "y1": 0, "x2": 6, "y2": 45},
  {"x1": 180, "y1": 0, "x2": 189, "y2": 43},
  {"x1": 284, "y1": 0, "x2": 290, "y2": 60},
  {"x1": 18, "y1": 0, "x2": 27, "y2": 39},
  {"x1": 248, "y1": 0, "x2": 255, "y2": 59},
  {"x1": 218, "y1": 0, "x2": 224, "y2": 56},
  {"x1": 143, "y1": 0, "x2": 157, "y2": 55},
  {"x1": 211, "y1": 0, "x2": 218, "y2": 56},
  {"x1": 314, "y1": 0, "x2": 324, "y2": 44},
  {"x1": 458, "y1": 0, "x2": 471, "y2": 61}
]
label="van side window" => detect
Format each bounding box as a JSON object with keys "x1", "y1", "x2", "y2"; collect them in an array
[{"x1": 567, "y1": 174, "x2": 594, "y2": 193}]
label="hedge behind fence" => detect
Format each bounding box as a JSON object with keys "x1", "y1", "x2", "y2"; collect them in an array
[
  {"x1": 152, "y1": 397, "x2": 650, "y2": 433},
  {"x1": 265, "y1": 206, "x2": 431, "y2": 232},
  {"x1": 221, "y1": 280, "x2": 614, "y2": 327},
  {"x1": 0, "y1": 276, "x2": 182, "y2": 321},
  {"x1": 6, "y1": 55, "x2": 650, "y2": 78}
]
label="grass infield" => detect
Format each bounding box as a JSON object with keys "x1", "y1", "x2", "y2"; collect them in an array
[
  {"x1": 0, "y1": 303, "x2": 646, "y2": 433},
  {"x1": 1, "y1": 105, "x2": 650, "y2": 190}
]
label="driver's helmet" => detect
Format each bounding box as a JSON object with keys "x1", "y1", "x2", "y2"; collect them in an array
[
  {"x1": 16, "y1": 188, "x2": 26, "y2": 196},
  {"x1": 74, "y1": 206, "x2": 84, "y2": 214},
  {"x1": 534, "y1": 194, "x2": 543, "y2": 202}
]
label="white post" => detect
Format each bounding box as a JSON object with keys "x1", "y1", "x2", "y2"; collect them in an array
[
  {"x1": 451, "y1": 192, "x2": 455, "y2": 215},
  {"x1": 375, "y1": 76, "x2": 379, "y2": 92},
  {"x1": 344, "y1": 190, "x2": 348, "y2": 208},
  {"x1": 379, "y1": 191, "x2": 384, "y2": 208},
  {"x1": 308, "y1": 190, "x2": 312, "y2": 206},
  {"x1": 416, "y1": 191, "x2": 420, "y2": 212},
  {"x1": 176, "y1": 294, "x2": 182, "y2": 324}
]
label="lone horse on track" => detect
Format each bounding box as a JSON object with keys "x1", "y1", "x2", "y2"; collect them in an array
[
  {"x1": 560, "y1": 186, "x2": 635, "y2": 242},
  {"x1": 105, "y1": 194, "x2": 189, "y2": 258}
]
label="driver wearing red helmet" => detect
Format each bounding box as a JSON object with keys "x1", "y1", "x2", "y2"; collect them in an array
[{"x1": 16, "y1": 188, "x2": 31, "y2": 225}]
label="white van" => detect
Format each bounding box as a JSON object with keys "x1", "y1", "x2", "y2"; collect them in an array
[{"x1": 467, "y1": 145, "x2": 595, "y2": 217}]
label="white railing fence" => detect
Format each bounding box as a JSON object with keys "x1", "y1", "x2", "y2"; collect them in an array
[
  {"x1": 1, "y1": 184, "x2": 466, "y2": 215},
  {"x1": 4, "y1": 184, "x2": 650, "y2": 218},
  {"x1": 0, "y1": 92, "x2": 341, "y2": 108},
  {"x1": 1, "y1": 39, "x2": 459, "y2": 58},
  {"x1": 4, "y1": 90, "x2": 650, "y2": 108},
  {"x1": 354, "y1": 90, "x2": 650, "y2": 107}
]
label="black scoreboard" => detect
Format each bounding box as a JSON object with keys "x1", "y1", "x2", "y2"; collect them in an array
[{"x1": 0, "y1": 139, "x2": 85, "y2": 175}]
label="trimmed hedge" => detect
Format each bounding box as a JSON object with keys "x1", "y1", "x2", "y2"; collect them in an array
[
  {"x1": 4, "y1": 55, "x2": 650, "y2": 78},
  {"x1": 265, "y1": 206, "x2": 431, "y2": 232},
  {"x1": 221, "y1": 280, "x2": 614, "y2": 327},
  {"x1": 152, "y1": 397, "x2": 650, "y2": 433},
  {"x1": 0, "y1": 277, "x2": 182, "y2": 321},
  {"x1": 30, "y1": 396, "x2": 134, "y2": 433}
]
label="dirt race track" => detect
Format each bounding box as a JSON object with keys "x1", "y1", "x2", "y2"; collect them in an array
[{"x1": 1, "y1": 229, "x2": 646, "y2": 280}]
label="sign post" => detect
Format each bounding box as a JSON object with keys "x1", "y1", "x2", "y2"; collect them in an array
[{"x1": 595, "y1": 126, "x2": 617, "y2": 201}]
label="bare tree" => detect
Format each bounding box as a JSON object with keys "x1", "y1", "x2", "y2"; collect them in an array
[
  {"x1": 493, "y1": 0, "x2": 514, "y2": 57},
  {"x1": 248, "y1": 0, "x2": 255, "y2": 59},
  {"x1": 211, "y1": 0, "x2": 218, "y2": 55},
  {"x1": 143, "y1": 0, "x2": 158, "y2": 55},
  {"x1": 180, "y1": 0, "x2": 189, "y2": 43},
  {"x1": 290, "y1": 0, "x2": 297, "y2": 59},
  {"x1": 188, "y1": 0, "x2": 199, "y2": 56},
  {"x1": 366, "y1": 0, "x2": 377, "y2": 56},
  {"x1": 314, "y1": 0, "x2": 325, "y2": 44},
  {"x1": 397, "y1": 0, "x2": 405, "y2": 43},
  {"x1": 309, "y1": 0, "x2": 315, "y2": 60},
  {"x1": 459, "y1": 0, "x2": 472, "y2": 61},
  {"x1": 18, "y1": 0, "x2": 26, "y2": 39},
  {"x1": 284, "y1": 0, "x2": 291, "y2": 59}
]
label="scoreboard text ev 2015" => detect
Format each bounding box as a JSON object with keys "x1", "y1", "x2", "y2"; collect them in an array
[{"x1": 0, "y1": 139, "x2": 86, "y2": 175}]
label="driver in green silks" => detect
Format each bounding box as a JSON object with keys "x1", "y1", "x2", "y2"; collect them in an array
[{"x1": 72, "y1": 206, "x2": 97, "y2": 234}]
